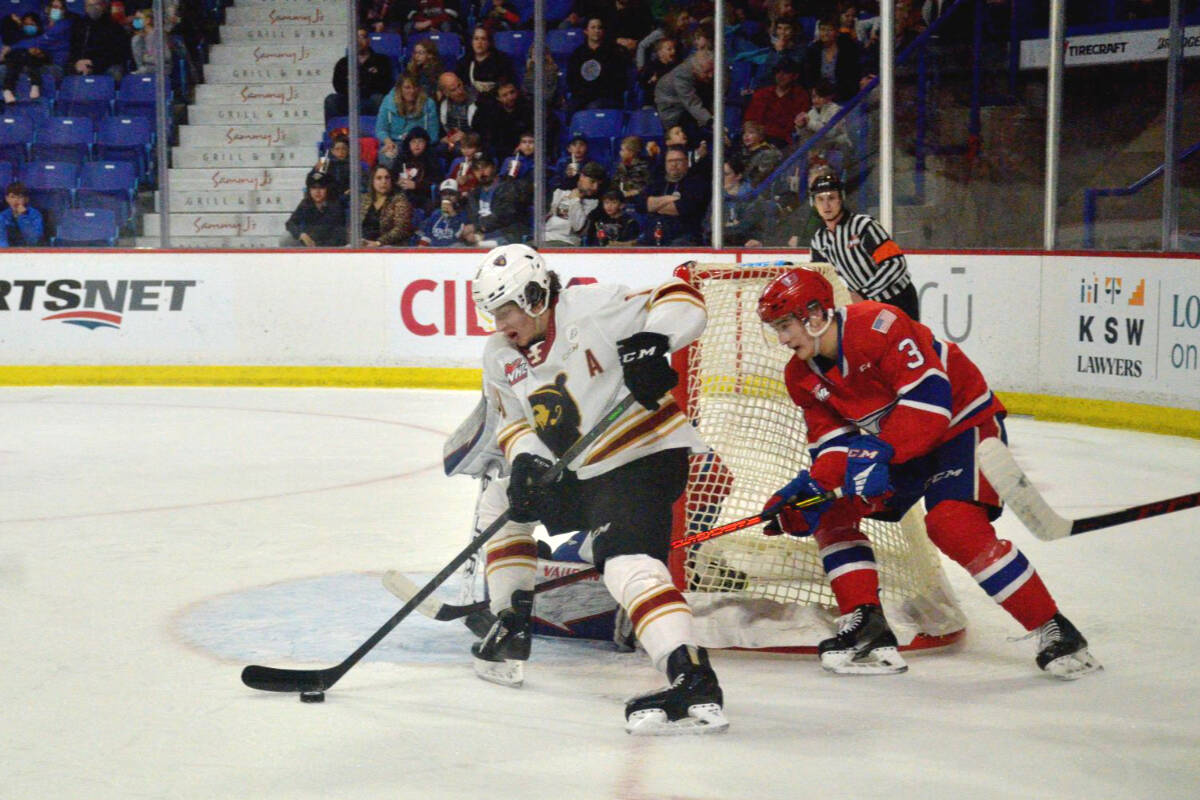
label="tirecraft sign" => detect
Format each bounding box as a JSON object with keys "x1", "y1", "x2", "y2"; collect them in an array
[
  {"x1": 0, "y1": 279, "x2": 196, "y2": 330},
  {"x1": 1021, "y1": 25, "x2": 1200, "y2": 69}
]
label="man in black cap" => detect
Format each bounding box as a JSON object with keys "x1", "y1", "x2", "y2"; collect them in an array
[{"x1": 281, "y1": 171, "x2": 348, "y2": 247}]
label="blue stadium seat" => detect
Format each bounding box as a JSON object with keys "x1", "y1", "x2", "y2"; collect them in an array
[
  {"x1": 20, "y1": 160, "x2": 78, "y2": 221},
  {"x1": 623, "y1": 108, "x2": 664, "y2": 144},
  {"x1": 55, "y1": 75, "x2": 116, "y2": 121},
  {"x1": 0, "y1": 112, "x2": 34, "y2": 166},
  {"x1": 368, "y1": 32, "x2": 404, "y2": 72},
  {"x1": 31, "y1": 116, "x2": 94, "y2": 168},
  {"x1": 116, "y1": 74, "x2": 165, "y2": 117},
  {"x1": 545, "y1": 0, "x2": 573, "y2": 26},
  {"x1": 96, "y1": 116, "x2": 153, "y2": 174},
  {"x1": 547, "y1": 29, "x2": 584, "y2": 62},
  {"x1": 569, "y1": 109, "x2": 624, "y2": 162},
  {"x1": 0, "y1": 159, "x2": 12, "y2": 188},
  {"x1": 494, "y1": 30, "x2": 533, "y2": 64},
  {"x1": 53, "y1": 208, "x2": 118, "y2": 247},
  {"x1": 76, "y1": 160, "x2": 137, "y2": 226},
  {"x1": 410, "y1": 31, "x2": 463, "y2": 69},
  {"x1": 6, "y1": 73, "x2": 55, "y2": 123},
  {"x1": 0, "y1": 0, "x2": 40, "y2": 16}
]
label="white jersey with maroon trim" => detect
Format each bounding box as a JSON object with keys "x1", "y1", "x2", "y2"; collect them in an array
[{"x1": 483, "y1": 279, "x2": 708, "y2": 480}]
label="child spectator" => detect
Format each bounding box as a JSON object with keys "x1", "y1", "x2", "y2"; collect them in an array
[
  {"x1": 360, "y1": 165, "x2": 414, "y2": 247},
  {"x1": 129, "y1": 9, "x2": 170, "y2": 75},
  {"x1": 446, "y1": 130, "x2": 483, "y2": 194},
  {"x1": 500, "y1": 132, "x2": 535, "y2": 182},
  {"x1": 793, "y1": 78, "x2": 852, "y2": 163},
  {"x1": 553, "y1": 134, "x2": 590, "y2": 190},
  {"x1": 395, "y1": 127, "x2": 440, "y2": 212},
  {"x1": 614, "y1": 135, "x2": 652, "y2": 198},
  {"x1": 636, "y1": 37, "x2": 678, "y2": 107},
  {"x1": 583, "y1": 188, "x2": 641, "y2": 246},
  {"x1": 322, "y1": 134, "x2": 353, "y2": 197},
  {"x1": 0, "y1": 182, "x2": 44, "y2": 246},
  {"x1": 420, "y1": 178, "x2": 469, "y2": 246},
  {"x1": 281, "y1": 171, "x2": 347, "y2": 247},
  {"x1": 1, "y1": 12, "x2": 45, "y2": 104},
  {"x1": 376, "y1": 75, "x2": 440, "y2": 170},
  {"x1": 740, "y1": 120, "x2": 783, "y2": 186}
]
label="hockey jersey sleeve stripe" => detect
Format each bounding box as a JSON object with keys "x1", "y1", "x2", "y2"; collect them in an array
[
  {"x1": 896, "y1": 398, "x2": 952, "y2": 420},
  {"x1": 648, "y1": 281, "x2": 705, "y2": 308},
  {"x1": 809, "y1": 425, "x2": 857, "y2": 449},
  {"x1": 949, "y1": 390, "x2": 997, "y2": 428},
  {"x1": 896, "y1": 367, "x2": 949, "y2": 396},
  {"x1": 496, "y1": 421, "x2": 534, "y2": 458},
  {"x1": 584, "y1": 404, "x2": 686, "y2": 465}
]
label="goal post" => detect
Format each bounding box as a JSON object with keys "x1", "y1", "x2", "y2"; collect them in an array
[{"x1": 669, "y1": 261, "x2": 966, "y2": 653}]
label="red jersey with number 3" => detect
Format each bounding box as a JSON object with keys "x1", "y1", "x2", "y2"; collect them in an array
[{"x1": 783, "y1": 301, "x2": 1004, "y2": 488}]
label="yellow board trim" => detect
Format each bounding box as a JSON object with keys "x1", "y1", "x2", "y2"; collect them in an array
[
  {"x1": 998, "y1": 392, "x2": 1200, "y2": 440},
  {"x1": 0, "y1": 367, "x2": 1195, "y2": 438},
  {"x1": 0, "y1": 365, "x2": 485, "y2": 389}
]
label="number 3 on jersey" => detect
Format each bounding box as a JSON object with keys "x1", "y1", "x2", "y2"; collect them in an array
[{"x1": 897, "y1": 338, "x2": 924, "y2": 368}]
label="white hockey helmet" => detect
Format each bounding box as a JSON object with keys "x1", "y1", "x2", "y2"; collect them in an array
[{"x1": 472, "y1": 244, "x2": 552, "y2": 317}]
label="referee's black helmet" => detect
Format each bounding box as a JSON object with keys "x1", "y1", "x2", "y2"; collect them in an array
[{"x1": 808, "y1": 173, "x2": 844, "y2": 205}]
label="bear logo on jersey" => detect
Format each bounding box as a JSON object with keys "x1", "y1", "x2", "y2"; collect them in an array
[{"x1": 528, "y1": 373, "x2": 582, "y2": 457}]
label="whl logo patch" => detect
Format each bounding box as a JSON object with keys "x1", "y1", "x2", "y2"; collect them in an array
[{"x1": 0, "y1": 279, "x2": 197, "y2": 330}]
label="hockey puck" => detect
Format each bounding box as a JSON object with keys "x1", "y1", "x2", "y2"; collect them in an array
[{"x1": 299, "y1": 690, "x2": 325, "y2": 703}]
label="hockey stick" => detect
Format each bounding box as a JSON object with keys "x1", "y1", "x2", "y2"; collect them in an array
[
  {"x1": 381, "y1": 490, "x2": 842, "y2": 622},
  {"x1": 240, "y1": 393, "x2": 641, "y2": 694},
  {"x1": 977, "y1": 437, "x2": 1200, "y2": 541}
]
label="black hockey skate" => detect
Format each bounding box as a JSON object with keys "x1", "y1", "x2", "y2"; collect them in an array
[
  {"x1": 471, "y1": 590, "x2": 533, "y2": 687},
  {"x1": 624, "y1": 645, "x2": 728, "y2": 736},
  {"x1": 818, "y1": 604, "x2": 908, "y2": 675},
  {"x1": 1035, "y1": 613, "x2": 1102, "y2": 680}
]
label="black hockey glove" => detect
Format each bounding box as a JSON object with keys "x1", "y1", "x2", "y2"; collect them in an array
[
  {"x1": 507, "y1": 453, "x2": 556, "y2": 523},
  {"x1": 616, "y1": 331, "x2": 678, "y2": 411}
]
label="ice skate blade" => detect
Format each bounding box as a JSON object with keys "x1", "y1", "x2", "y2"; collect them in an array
[
  {"x1": 1043, "y1": 648, "x2": 1103, "y2": 681},
  {"x1": 625, "y1": 704, "x2": 729, "y2": 736},
  {"x1": 821, "y1": 646, "x2": 908, "y2": 675},
  {"x1": 473, "y1": 656, "x2": 524, "y2": 687}
]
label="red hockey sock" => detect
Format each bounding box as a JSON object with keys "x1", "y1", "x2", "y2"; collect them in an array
[
  {"x1": 814, "y1": 505, "x2": 880, "y2": 614},
  {"x1": 926, "y1": 501, "x2": 1057, "y2": 630}
]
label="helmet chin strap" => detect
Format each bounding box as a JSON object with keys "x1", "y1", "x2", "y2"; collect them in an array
[{"x1": 803, "y1": 310, "x2": 833, "y2": 342}]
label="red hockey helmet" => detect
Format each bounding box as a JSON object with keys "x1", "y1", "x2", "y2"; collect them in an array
[{"x1": 757, "y1": 267, "x2": 836, "y2": 325}]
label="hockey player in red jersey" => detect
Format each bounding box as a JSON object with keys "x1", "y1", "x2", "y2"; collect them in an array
[{"x1": 757, "y1": 266, "x2": 1101, "y2": 679}]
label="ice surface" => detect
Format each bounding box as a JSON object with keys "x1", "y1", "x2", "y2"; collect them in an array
[{"x1": 1, "y1": 387, "x2": 1197, "y2": 799}]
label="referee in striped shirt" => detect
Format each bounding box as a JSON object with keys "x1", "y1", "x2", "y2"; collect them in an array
[{"x1": 807, "y1": 174, "x2": 920, "y2": 320}]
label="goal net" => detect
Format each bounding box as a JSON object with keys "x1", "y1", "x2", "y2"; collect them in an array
[{"x1": 669, "y1": 261, "x2": 966, "y2": 652}]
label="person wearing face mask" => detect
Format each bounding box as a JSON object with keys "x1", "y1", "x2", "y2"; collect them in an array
[
  {"x1": 0, "y1": 12, "x2": 47, "y2": 104},
  {"x1": 3, "y1": 0, "x2": 75, "y2": 91},
  {"x1": 129, "y1": 9, "x2": 168, "y2": 75},
  {"x1": 67, "y1": 0, "x2": 131, "y2": 80}
]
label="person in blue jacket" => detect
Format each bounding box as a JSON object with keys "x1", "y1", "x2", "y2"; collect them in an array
[{"x1": 0, "y1": 182, "x2": 45, "y2": 246}]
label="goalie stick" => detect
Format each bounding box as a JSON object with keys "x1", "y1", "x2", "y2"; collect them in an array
[
  {"x1": 977, "y1": 437, "x2": 1200, "y2": 541},
  {"x1": 381, "y1": 489, "x2": 842, "y2": 622},
  {"x1": 240, "y1": 393, "x2": 641, "y2": 695}
]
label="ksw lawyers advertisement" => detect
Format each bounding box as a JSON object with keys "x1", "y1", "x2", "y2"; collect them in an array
[{"x1": 1045, "y1": 257, "x2": 1200, "y2": 406}]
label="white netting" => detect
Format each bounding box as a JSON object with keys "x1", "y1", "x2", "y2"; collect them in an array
[{"x1": 674, "y1": 262, "x2": 966, "y2": 651}]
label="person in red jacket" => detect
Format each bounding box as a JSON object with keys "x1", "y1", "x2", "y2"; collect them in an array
[
  {"x1": 742, "y1": 59, "x2": 810, "y2": 146},
  {"x1": 756, "y1": 266, "x2": 1101, "y2": 681}
]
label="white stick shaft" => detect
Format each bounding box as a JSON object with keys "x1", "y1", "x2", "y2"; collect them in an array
[{"x1": 977, "y1": 438, "x2": 1072, "y2": 541}]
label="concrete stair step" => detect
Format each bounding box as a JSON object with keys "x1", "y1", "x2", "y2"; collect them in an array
[
  {"x1": 143, "y1": 212, "x2": 293, "y2": 237},
  {"x1": 165, "y1": 167, "x2": 311, "y2": 190},
  {"x1": 219, "y1": 24, "x2": 345, "y2": 43},
  {"x1": 178, "y1": 124, "x2": 325, "y2": 148},
  {"x1": 171, "y1": 146, "x2": 315, "y2": 168},
  {"x1": 195, "y1": 82, "x2": 324, "y2": 105},
  {"x1": 156, "y1": 188, "x2": 304, "y2": 212},
  {"x1": 133, "y1": 235, "x2": 285, "y2": 248},
  {"x1": 205, "y1": 42, "x2": 343, "y2": 66},
  {"x1": 203, "y1": 63, "x2": 333, "y2": 84},
  {"x1": 224, "y1": 5, "x2": 348, "y2": 25},
  {"x1": 187, "y1": 103, "x2": 325, "y2": 124}
]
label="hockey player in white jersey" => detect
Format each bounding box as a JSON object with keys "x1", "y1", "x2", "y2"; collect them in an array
[{"x1": 469, "y1": 243, "x2": 728, "y2": 735}]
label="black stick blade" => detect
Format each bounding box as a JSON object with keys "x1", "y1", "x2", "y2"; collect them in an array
[{"x1": 241, "y1": 664, "x2": 330, "y2": 693}]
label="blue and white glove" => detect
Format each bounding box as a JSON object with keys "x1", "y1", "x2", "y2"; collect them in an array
[
  {"x1": 762, "y1": 471, "x2": 834, "y2": 537},
  {"x1": 843, "y1": 435, "x2": 894, "y2": 499}
]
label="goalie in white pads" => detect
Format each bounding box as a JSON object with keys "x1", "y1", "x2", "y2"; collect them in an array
[
  {"x1": 756, "y1": 267, "x2": 1101, "y2": 680},
  {"x1": 470, "y1": 244, "x2": 728, "y2": 735}
]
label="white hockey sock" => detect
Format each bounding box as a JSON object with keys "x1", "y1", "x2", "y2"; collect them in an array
[
  {"x1": 604, "y1": 554, "x2": 695, "y2": 673},
  {"x1": 483, "y1": 524, "x2": 537, "y2": 614}
]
